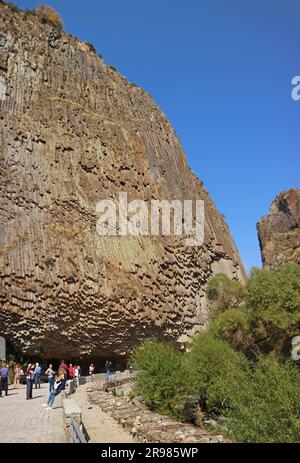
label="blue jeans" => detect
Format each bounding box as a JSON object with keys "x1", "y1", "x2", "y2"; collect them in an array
[
  {"x1": 26, "y1": 379, "x2": 33, "y2": 399},
  {"x1": 34, "y1": 374, "x2": 41, "y2": 389},
  {"x1": 48, "y1": 376, "x2": 55, "y2": 392},
  {"x1": 106, "y1": 370, "x2": 110, "y2": 382},
  {"x1": 47, "y1": 389, "x2": 57, "y2": 407}
]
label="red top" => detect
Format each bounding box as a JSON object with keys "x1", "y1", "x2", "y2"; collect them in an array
[{"x1": 69, "y1": 366, "x2": 75, "y2": 377}]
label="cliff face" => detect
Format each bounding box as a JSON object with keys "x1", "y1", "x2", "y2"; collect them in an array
[
  {"x1": 0, "y1": 6, "x2": 246, "y2": 360},
  {"x1": 257, "y1": 189, "x2": 300, "y2": 269}
]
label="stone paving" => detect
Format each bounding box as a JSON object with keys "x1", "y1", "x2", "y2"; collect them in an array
[{"x1": 0, "y1": 384, "x2": 67, "y2": 443}]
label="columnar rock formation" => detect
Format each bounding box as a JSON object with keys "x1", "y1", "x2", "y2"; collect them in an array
[
  {"x1": 0, "y1": 6, "x2": 246, "y2": 360},
  {"x1": 257, "y1": 189, "x2": 300, "y2": 269}
]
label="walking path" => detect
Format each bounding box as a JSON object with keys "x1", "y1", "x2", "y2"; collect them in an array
[
  {"x1": 0, "y1": 384, "x2": 67, "y2": 443},
  {"x1": 75, "y1": 383, "x2": 134, "y2": 443}
]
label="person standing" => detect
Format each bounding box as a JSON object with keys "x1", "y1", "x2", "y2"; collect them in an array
[
  {"x1": 59, "y1": 360, "x2": 68, "y2": 375},
  {"x1": 26, "y1": 364, "x2": 35, "y2": 400},
  {"x1": 45, "y1": 364, "x2": 55, "y2": 391},
  {"x1": 34, "y1": 363, "x2": 42, "y2": 389},
  {"x1": 74, "y1": 365, "x2": 79, "y2": 386},
  {"x1": 0, "y1": 364, "x2": 9, "y2": 397},
  {"x1": 105, "y1": 361, "x2": 112, "y2": 382},
  {"x1": 68, "y1": 363, "x2": 75, "y2": 379},
  {"x1": 14, "y1": 365, "x2": 22, "y2": 389},
  {"x1": 89, "y1": 363, "x2": 95, "y2": 375}
]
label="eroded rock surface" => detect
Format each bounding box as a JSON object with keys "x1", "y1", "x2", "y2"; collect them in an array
[
  {"x1": 257, "y1": 189, "x2": 300, "y2": 269},
  {"x1": 0, "y1": 6, "x2": 245, "y2": 360}
]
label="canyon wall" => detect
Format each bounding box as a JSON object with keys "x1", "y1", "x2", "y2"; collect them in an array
[
  {"x1": 257, "y1": 189, "x2": 300, "y2": 269},
  {"x1": 0, "y1": 6, "x2": 246, "y2": 360}
]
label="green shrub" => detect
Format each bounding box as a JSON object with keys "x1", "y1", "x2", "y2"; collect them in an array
[
  {"x1": 209, "y1": 308, "x2": 249, "y2": 338},
  {"x1": 35, "y1": 4, "x2": 63, "y2": 29},
  {"x1": 246, "y1": 265, "x2": 300, "y2": 354},
  {"x1": 132, "y1": 339, "x2": 188, "y2": 419},
  {"x1": 186, "y1": 333, "x2": 249, "y2": 413},
  {"x1": 208, "y1": 308, "x2": 254, "y2": 352},
  {"x1": 206, "y1": 273, "x2": 246, "y2": 316},
  {"x1": 225, "y1": 356, "x2": 300, "y2": 443},
  {"x1": 247, "y1": 265, "x2": 300, "y2": 331}
]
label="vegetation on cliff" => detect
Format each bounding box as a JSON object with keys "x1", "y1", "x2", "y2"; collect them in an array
[
  {"x1": 132, "y1": 264, "x2": 300, "y2": 443},
  {"x1": 0, "y1": 1, "x2": 63, "y2": 28}
]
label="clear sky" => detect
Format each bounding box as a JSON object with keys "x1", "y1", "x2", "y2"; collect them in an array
[{"x1": 13, "y1": 0, "x2": 300, "y2": 271}]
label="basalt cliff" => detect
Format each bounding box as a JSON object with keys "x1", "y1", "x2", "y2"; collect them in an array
[
  {"x1": 0, "y1": 6, "x2": 246, "y2": 361},
  {"x1": 257, "y1": 189, "x2": 300, "y2": 269}
]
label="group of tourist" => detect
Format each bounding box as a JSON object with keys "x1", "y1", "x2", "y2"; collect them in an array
[{"x1": 1, "y1": 359, "x2": 114, "y2": 406}]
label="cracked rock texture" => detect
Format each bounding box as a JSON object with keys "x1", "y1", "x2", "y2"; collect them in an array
[
  {"x1": 257, "y1": 188, "x2": 300, "y2": 269},
  {"x1": 0, "y1": 6, "x2": 246, "y2": 360}
]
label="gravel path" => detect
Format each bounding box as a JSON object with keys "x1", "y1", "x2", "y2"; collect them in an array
[{"x1": 75, "y1": 384, "x2": 134, "y2": 443}]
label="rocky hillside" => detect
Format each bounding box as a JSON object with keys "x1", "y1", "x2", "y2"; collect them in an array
[
  {"x1": 257, "y1": 189, "x2": 300, "y2": 269},
  {"x1": 0, "y1": 5, "x2": 246, "y2": 361}
]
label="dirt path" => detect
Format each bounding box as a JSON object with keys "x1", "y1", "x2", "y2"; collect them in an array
[{"x1": 75, "y1": 384, "x2": 134, "y2": 443}]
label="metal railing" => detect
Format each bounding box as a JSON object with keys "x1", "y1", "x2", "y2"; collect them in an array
[{"x1": 70, "y1": 413, "x2": 88, "y2": 444}]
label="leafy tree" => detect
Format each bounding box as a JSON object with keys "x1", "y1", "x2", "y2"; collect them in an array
[
  {"x1": 186, "y1": 333, "x2": 248, "y2": 414},
  {"x1": 208, "y1": 308, "x2": 256, "y2": 354},
  {"x1": 132, "y1": 339, "x2": 188, "y2": 419},
  {"x1": 206, "y1": 273, "x2": 246, "y2": 316},
  {"x1": 225, "y1": 356, "x2": 300, "y2": 443},
  {"x1": 246, "y1": 265, "x2": 300, "y2": 353}
]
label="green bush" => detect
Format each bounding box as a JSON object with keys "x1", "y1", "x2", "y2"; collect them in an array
[
  {"x1": 132, "y1": 339, "x2": 188, "y2": 419},
  {"x1": 226, "y1": 356, "x2": 300, "y2": 443},
  {"x1": 246, "y1": 265, "x2": 300, "y2": 353},
  {"x1": 186, "y1": 333, "x2": 248, "y2": 413},
  {"x1": 247, "y1": 265, "x2": 300, "y2": 330},
  {"x1": 206, "y1": 273, "x2": 246, "y2": 316},
  {"x1": 208, "y1": 308, "x2": 254, "y2": 352}
]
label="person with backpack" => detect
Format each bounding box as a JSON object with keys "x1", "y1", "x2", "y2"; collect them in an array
[
  {"x1": 43, "y1": 368, "x2": 67, "y2": 410},
  {"x1": 25, "y1": 364, "x2": 35, "y2": 400},
  {"x1": 34, "y1": 363, "x2": 42, "y2": 389}
]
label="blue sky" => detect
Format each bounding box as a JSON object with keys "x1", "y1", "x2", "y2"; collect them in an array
[{"x1": 13, "y1": 0, "x2": 300, "y2": 271}]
